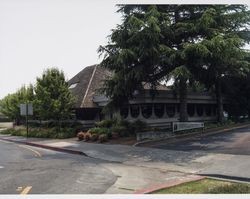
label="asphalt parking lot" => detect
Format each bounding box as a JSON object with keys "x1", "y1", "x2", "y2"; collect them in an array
[{"x1": 144, "y1": 125, "x2": 250, "y2": 155}]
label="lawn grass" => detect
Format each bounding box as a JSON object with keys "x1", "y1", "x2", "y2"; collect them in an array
[{"x1": 153, "y1": 178, "x2": 250, "y2": 194}]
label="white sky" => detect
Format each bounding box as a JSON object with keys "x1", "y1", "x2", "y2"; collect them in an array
[
  {"x1": 0, "y1": 0, "x2": 122, "y2": 99},
  {"x1": 0, "y1": 0, "x2": 249, "y2": 99}
]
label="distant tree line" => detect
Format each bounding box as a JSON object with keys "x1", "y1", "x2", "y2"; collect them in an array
[
  {"x1": 0, "y1": 68, "x2": 75, "y2": 126},
  {"x1": 99, "y1": 4, "x2": 250, "y2": 123}
]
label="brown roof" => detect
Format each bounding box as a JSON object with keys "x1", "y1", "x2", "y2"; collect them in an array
[
  {"x1": 68, "y1": 65, "x2": 169, "y2": 108},
  {"x1": 68, "y1": 65, "x2": 111, "y2": 108}
]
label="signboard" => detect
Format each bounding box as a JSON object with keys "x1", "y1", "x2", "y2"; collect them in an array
[
  {"x1": 20, "y1": 104, "x2": 33, "y2": 116},
  {"x1": 172, "y1": 122, "x2": 204, "y2": 132},
  {"x1": 20, "y1": 103, "x2": 33, "y2": 138}
]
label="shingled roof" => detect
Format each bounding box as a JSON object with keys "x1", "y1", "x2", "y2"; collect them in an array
[
  {"x1": 68, "y1": 65, "x2": 112, "y2": 108},
  {"x1": 68, "y1": 65, "x2": 169, "y2": 108}
]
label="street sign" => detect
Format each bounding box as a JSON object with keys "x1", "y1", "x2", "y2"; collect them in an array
[
  {"x1": 20, "y1": 103, "x2": 33, "y2": 138},
  {"x1": 20, "y1": 104, "x2": 33, "y2": 116}
]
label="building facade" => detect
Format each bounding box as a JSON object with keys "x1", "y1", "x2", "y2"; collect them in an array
[{"x1": 69, "y1": 65, "x2": 218, "y2": 127}]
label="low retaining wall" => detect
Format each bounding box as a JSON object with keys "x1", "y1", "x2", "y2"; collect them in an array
[{"x1": 136, "y1": 131, "x2": 172, "y2": 141}]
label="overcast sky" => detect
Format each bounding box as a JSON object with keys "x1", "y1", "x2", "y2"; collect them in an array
[
  {"x1": 0, "y1": 0, "x2": 249, "y2": 99},
  {"x1": 0, "y1": 0, "x2": 122, "y2": 99}
]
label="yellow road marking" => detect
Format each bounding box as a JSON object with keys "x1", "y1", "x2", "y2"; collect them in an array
[
  {"x1": 20, "y1": 186, "x2": 32, "y2": 195},
  {"x1": 18, "y1": 145, "x2": 42, "y2": 157}
]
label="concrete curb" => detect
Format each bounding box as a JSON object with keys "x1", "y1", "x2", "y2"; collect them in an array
[
  {"x1": 134, "y1": 122, "x2": 250, "y2": 147},
  {"x1": 199, "y1": 174, "x2": 250, "y2": 184},
  {"x1": 134, "y1": 175, "x2": 205, "y2": 194},
  {"x1": 0, "y1": 137, "x2": 88, "y2": 156}
]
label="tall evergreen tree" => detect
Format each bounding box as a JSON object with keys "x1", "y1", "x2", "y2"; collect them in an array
[
  {"x1": 99, "y1": 5, "x2": 174, "y2": 107},
  {"x1": 99, "y1": 4, "x2": 250, "y2": 122},
  {"x1": 99, "y1": 5, "x2": 212, "y2": 121},
  {"x1": 183, "y1": 5, "x2": 250, "y2": 122}
]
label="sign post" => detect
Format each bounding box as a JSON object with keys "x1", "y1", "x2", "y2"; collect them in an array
[{"x1": 20, "y1": 103, "x2": 33, "y2": 138}]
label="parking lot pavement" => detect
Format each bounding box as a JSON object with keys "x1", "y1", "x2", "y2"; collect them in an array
[{"x1": 145, "y1": 125, "x2": 250, "y2": 155}]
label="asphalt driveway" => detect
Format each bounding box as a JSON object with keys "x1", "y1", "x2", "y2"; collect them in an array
[{"x1": 143, "y1": 125, "x2": 250, "y2": 155}]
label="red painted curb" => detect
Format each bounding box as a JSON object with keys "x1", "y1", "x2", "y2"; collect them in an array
[
  {"x1": 134, "y1": 175, "x2": 205, "y2": 194},
  {"x1": 0, "y1": 137, "x2": 87, "y2": 156}
]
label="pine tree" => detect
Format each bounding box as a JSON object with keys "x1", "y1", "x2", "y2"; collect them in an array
[
  {"x1": 100, "y1": 5, "x2": 250, "y2": 123},
  {"x1": 183, "y1": 5, "x2": 250, "y2": 122},
  {"x1": 99, "y1": 5, "x2": 212, "y2": 121}
]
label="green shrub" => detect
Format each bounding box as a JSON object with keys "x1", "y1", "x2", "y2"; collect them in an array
[
  {"x1": 95, "y1": 119, "x2": 114, "y2": 128},
  {"x1": 0, "y1": 128, "x2": 15, "y2": 135},
  {"x1": 111, "y1": 126, "x2": 128, "y2": 137},
  {"x1": 87, "y1": 127, "x2": 110, "y2": 135},
  {"x1": 0, "y1": 118, "x2": 12, "y2": 122},
  {"x1": 0, "y1": 126, "x2": 77, "y2": 139},
  {"x1": 93, "y1": 119, "x2": 146, "y2": 136},
  {"x1": 11, "y1": 129, "x2": 26, "y2": 136},
  {"x1": 116, "y1": 119, "x2": 131, "y2": 128},
  {"x1": 131, "y1": 120, "x2": 147, "y2": 133}
]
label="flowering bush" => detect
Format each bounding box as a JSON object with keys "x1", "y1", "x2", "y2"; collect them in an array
[{"x1": 77, "y1": 132, "x2": 85, "y2": 141}]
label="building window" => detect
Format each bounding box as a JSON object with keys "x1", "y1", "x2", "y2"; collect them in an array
[
  {"x1": 205, "y1": 105, "x2": 212, "y2": 116},
  {"x1": 187, "y1": 104, "x2": 195, "y2": 117},
  {"x1": 196, "y1": 104, "x2": 204, "y2": 116},
  {"x1": 69, "y1": 83, "x2": 78, "y2": 89},
  {"x1": 120, "y1": 106, "x2": 129, "y2": 119},
  {"x1": 141, "y1": 104, "x2": 152, "y2": 119},
  {"x1": 130, "y1": 105, "x2": 140, "y2": 118},
  {"x1": 166, "y1": 104, "x2": 175, "y2": 117},
  {"x1": 154, "y1": 104, "x2": 165, "y2": 118}
]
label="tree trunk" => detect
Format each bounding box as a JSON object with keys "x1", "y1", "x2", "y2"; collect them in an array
[
  {"x1": 216, "y1": 78, "x2": 224, "y2": 123},
  {"x1": 179, "y1": 77, "x2": 188, "y2": 122}
]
